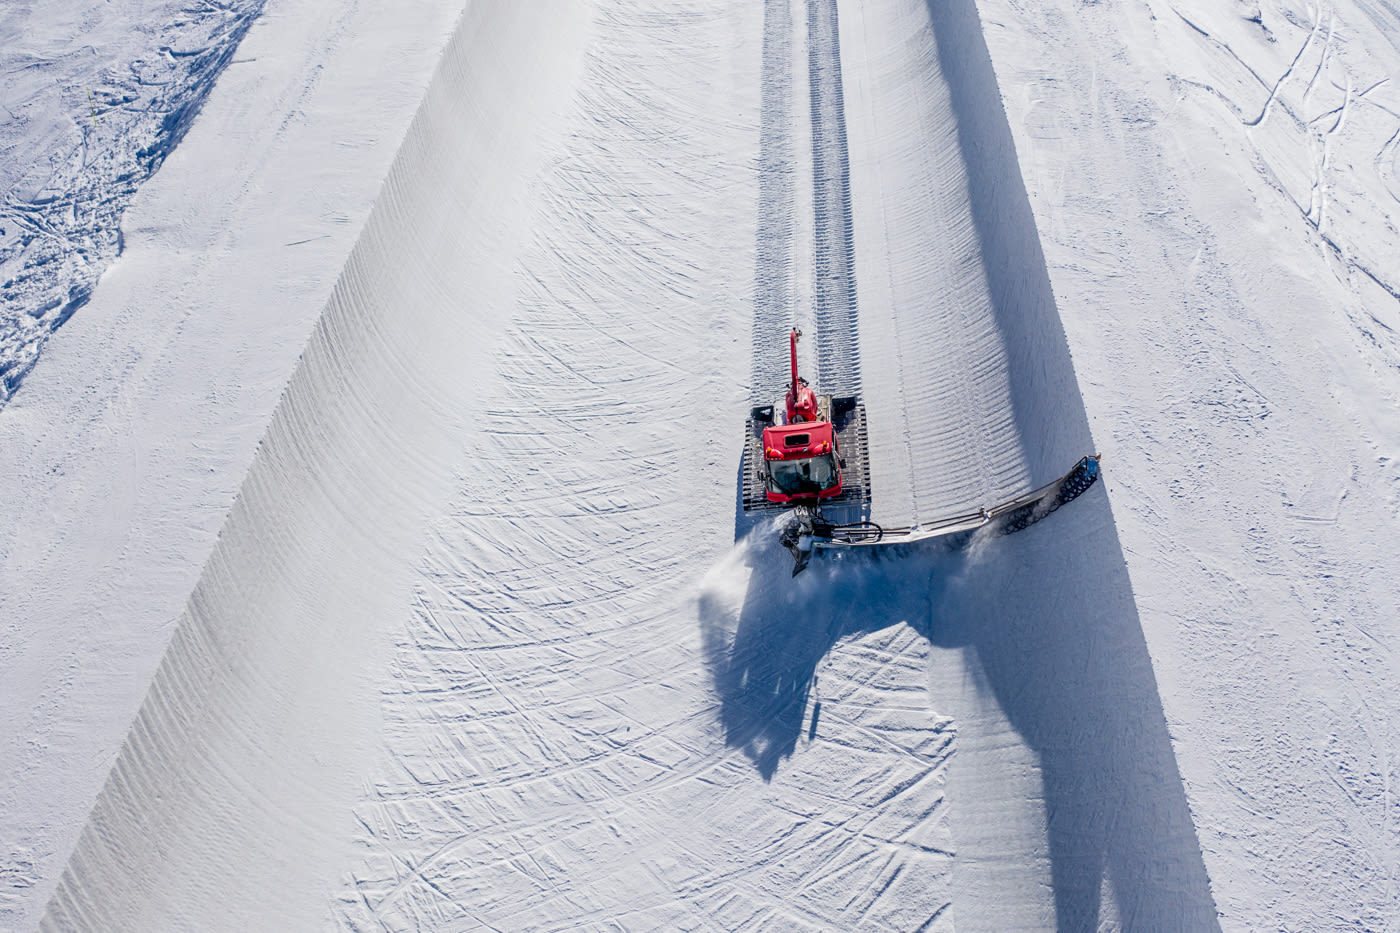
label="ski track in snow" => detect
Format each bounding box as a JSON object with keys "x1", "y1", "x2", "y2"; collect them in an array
[
  {"x1": 0, "y1": 0, "x2": 466, "y2": 925},
  {"x1": 981, "y1": 0, "x2": 1400, "y2": 927},
  {"x1": 31, "y1": 0, "x2": 1214, "y2": 928},
  {"x1": 31, "y1": 0, "x2": 580, "y2": 926},
  {"x1": 325, "y1": 0, "x2": 1215, "y2": 927}
]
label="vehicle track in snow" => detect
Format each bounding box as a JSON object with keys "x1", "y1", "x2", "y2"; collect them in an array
[
  {"x1": 332, "y1": 2, "x2": 953, "y2": 929},
  {"x1": 734, "y1": 0, "x2": 1222, "y2": 927},
  {"x1": 750, "y1": 0, "x2": 798, "y2": 405},
  {"x1": 747, "y1": 0, "x2": 861, "y2": 406},
  {"x1": 806, "y1": 0, "x2": 863, "y2": 398}
]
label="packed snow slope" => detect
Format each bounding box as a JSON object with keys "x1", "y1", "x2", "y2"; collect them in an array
[
  {"x1": 0, "y1": 0, "x2": 465, "y2": 927},
  {"x1": 2, "y1": 0, "x2": 1397, "y2": 930},
  {"x1": 976, "y1": 0, "x2": 1400, "y2": 928},
  {"x1": 33, "y1": 0, "x2": 1216, "y2": 928}
]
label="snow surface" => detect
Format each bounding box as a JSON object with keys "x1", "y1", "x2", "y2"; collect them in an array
[
  {"x1": 977, "y1": 0, "x2": 1400, "y2": 927},
  {"x1": 2, "y1": 0, "x2": 1399, "y2": 929},
  {"x1": 0, "y1": 0, "x2": 464, "y2": 926},
  {"x1": 0, "y1": 0, "x2": 267, "y2": 404}
]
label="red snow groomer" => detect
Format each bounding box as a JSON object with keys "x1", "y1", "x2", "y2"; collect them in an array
[
  {"x1": 744, "y1": 329, "x2": 871, "y2": 515},
  {"x1": 760, "y1": 329, "x2": 845, "y2": 504},
  {"x1": 742, "y1": 330, "x2": 873, "y2": 575},
  {"x1": 742, "y1": 328, "x2": 1103, "y2": 575}
]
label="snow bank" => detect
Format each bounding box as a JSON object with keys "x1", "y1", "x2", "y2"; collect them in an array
[
  {"x1": 974, "y1": 0, "x2": 1400, "y2": 927},
  {"x1": 35, "y1": 2, "x2": 597, "y2": 928},
  {"x1": 14, "y1": 0, "x2": 1393, "y2": 926},
  {"x1": 0, "y1": 0, "x2": 461, "y2": 926},
  {"x1": 836, "y1": 0, "x2": 1217, "y2": 926},
  {"x1": 340, "y1": 0, "x2": 943, "y2": 927}
]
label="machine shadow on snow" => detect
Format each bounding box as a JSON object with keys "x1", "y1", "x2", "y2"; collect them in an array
[
  {"x1": 703, "y1": 496, "x2": 1220, "y2": 931},
  {"x1": 932, "y1": 500, "x2": 1220, "y2": 932},
  {"x1": 700, "y1": 515, "x2": 919, "y2": 781},
  {"x1": 917, "y1": 0, "x2": 1219, "y2": 918},
  {"x1": 704, "y1": 0, "x2": 1221, "y2": 927}
]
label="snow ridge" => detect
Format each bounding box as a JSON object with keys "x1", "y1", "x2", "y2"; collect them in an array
[
  {"x1": 36, "y1": 1, "x2": 588, "y2": 927},
  {"x1": 831, "y1": 0, "x2": 1221, "y2": 926},
  {"x1": 975, "y1": 0, "x2": 1400, "y2": 925},
  {"x1": 15, "y1": 0, "x2": 1243, "y2": 928}
]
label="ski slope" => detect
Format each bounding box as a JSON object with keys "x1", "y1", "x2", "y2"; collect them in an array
[
  {"x1": 3, "y1": 0, "x2": 1399, "y2": 929},
  {"x1": 979, "y1": 0, "x2": 1400, "y2": 928},
  {"x1": 0, "y1": 0, "x2": 268, "y2": 404},
  {"x1": 0, "y1": 0, "x2": 466, "y2": 926}
]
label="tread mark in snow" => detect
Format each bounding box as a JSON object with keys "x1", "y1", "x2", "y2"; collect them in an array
[
  {"x1": 807, "y1": 0, "x2": 862, "y2": 397},
  {"x1": 751, "y1": 0, "x2": 798, "y2": 405}
]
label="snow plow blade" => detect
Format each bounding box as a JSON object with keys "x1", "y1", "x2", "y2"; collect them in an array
[
  {"x1": 778, "y1": 455, "x2": 1102, "y2": 575},
  {"x1": 813, "y1": 455, "x2": 1101, "y2": 555}
]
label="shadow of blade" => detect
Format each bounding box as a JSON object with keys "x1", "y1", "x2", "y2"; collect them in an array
[
  {"x1": 916, "y1": 0, "x2": 1222, "y2": 924},
  {"x1": 927, "y1": 487, "x2": 1220, "y2": 930},
  {"x1": 699, "y1": 530, "x2": 933, "y2": 781}
]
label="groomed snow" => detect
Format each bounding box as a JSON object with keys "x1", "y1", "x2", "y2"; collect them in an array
[
  {"x1": 1, "y1": 0, "x2": 1397, "y2": 929},
  {"x1": 977, "y1": 0, "x2": 1400, "y2": 927},
  {"x1": 0, "y1": 0, "x2": 464, "y2": 926}
]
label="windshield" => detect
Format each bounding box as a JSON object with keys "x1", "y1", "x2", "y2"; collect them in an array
[{"x1": 767, "y1": 454, "x2": 839, "y2": 496}]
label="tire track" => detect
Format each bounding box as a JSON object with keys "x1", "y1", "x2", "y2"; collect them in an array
[{"x1": 749, "y1": 0, "x2": 861, "y2": 405}]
